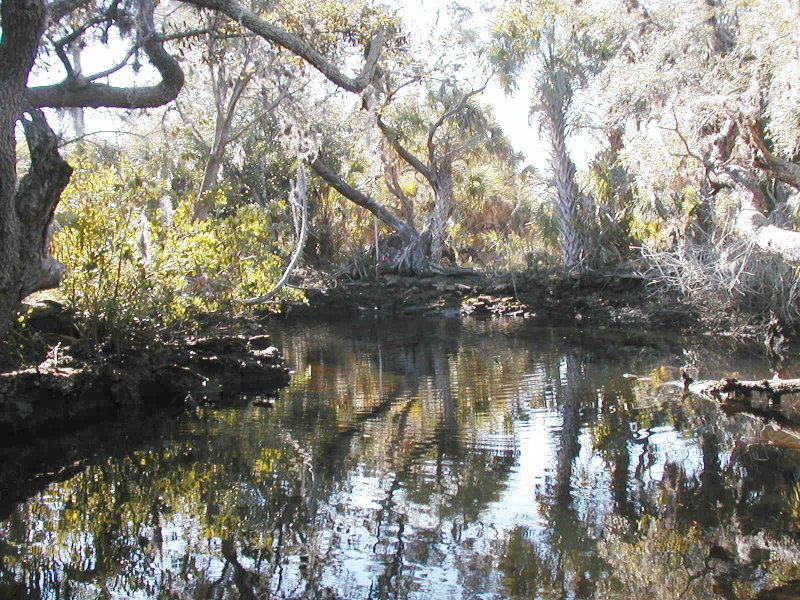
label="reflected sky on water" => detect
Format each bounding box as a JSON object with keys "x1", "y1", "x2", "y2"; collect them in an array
[{"x1": 2, "y1": 316, "x2": 800, "y2": 599}]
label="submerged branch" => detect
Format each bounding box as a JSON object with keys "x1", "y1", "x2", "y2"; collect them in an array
[{"x1": 684, "y1": 374, "x2": 800, "y2": 403}]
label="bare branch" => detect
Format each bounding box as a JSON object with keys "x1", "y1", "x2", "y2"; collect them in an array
[
  {"x1": 439, "y1": 134, "x2": 486, "y2": 163},
  {"x1": 85, "y1": 43, "x2": 140, "y2": 81},
  {"x1": 180, "y1": 0, "x2": 384, "y2": 94},
  {"x1": 227, "y1": 88, "x2": 292, "y2": 144},
  {"x1": 655, "y1": 112, "x2": 704, "y2": 165},
  {"x1": 311, "y1": 156, "x2": 418, "y2": 242},
  {"x1": 376, "y1": 116, "x2": 434, "y2": 185},
  {"x1": 26, "y1": 0, "x2": 184, "y2": 109},
  {"x1": 46, "y1": 0, "x2": 93, "y2": 24},
  {"x1": 745, "y1": 117, "x2": 800, "y2": 192},
  {"x1": 384, "y1": 164, "x2": 414, "y2": 224},
  {"x1": 426, "y1": 83, "x2": 486, "y2": 168}
]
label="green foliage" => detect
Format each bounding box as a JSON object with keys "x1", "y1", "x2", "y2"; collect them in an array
[{"x1": 51, "y1": 149, "x2": 302, "y2": 350}]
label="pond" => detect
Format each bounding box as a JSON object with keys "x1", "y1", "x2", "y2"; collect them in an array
[{"x1": 2, "y1": 316, "x2": 800, "y2": 599}]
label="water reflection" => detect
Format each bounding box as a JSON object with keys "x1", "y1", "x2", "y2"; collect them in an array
[{"x1": 2, "y1": 316, "x2": 800, "y2": 598}]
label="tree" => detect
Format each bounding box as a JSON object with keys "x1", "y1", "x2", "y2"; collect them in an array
[
  {"x1": 309, "y1": 2, "x2": 517, "y2": 275},
  {"x1": 310, "y1": 85, "x2": 513, "y2": 275},
  {"x1": 0, "y1": 0, "x2": 384, "y2": 334},
  {"x1": 491, "y1": 1, "x2": 609, "y2": 274},
  {"x1": 377, "y1": 84, "x2": 514, "y2": 266},
  {"x1": 595, "y1": 0, "x2": 800, "y2": 262},
  {"x1": 178, "y1": 17, "x2": 284, "y2": 221}
]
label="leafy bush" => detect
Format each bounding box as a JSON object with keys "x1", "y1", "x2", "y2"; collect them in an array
[{"x1": 51, "y1": 150, "x2": 302, "y2": 351}]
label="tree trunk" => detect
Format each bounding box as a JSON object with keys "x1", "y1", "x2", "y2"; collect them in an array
[
  {"x1": 541, "y1": 71, "x2": 590, "y2": 274},
  {"x1": 0, "y1": 1, "x2": 73, "y2": 335},
  {"x1": 709, "y1": 118, "x2": 800, "y2": 264},
  {"x1": 428, "y1": 165, "x2": 454, "y2": 264},
  {"x1": 310, "y1": 157, "x2": 444, "y2": 275},
  {"x1": 193, "y1": 147, "x2": 225, "y2": 221},
  {"x1": 191, "y1": 30, "x2": 254, "y2": 221},
  {"x1": 0, "y1": 113, "x2": 73, "y2": 334}
]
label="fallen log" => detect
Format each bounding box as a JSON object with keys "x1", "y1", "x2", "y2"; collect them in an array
[{"x1": 682, "y1": 371, "x2": 800, "y2": 404}]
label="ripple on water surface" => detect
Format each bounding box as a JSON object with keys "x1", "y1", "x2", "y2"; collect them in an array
[{"x1": 2, "y1": 317, "x2": 800, "y2": 599}]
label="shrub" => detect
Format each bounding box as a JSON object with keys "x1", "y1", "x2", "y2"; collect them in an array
[{"x1": 51, "y1": 150, "x2": 302, "y2": 351}]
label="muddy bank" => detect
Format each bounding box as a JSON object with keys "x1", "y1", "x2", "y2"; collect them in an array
[
  {"x1": 286, "y1": 269, "x2": 696, "y2": 332},
  {"x1": 0, "y1": 332, "x2": 290, "y2": 443}
]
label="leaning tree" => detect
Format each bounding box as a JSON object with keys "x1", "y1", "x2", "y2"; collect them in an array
[{"x1": 0, "y1": 0, "x2": 384, "y2": 334}]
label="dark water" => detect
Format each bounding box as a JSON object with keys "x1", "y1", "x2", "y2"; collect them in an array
[{"x1": 2, "y1": 316, "x2": 800, "y2": 599}]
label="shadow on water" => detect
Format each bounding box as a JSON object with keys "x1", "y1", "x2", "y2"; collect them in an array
[{"x1": 2, "y1": 315, "x2": 800, "y2": 598}]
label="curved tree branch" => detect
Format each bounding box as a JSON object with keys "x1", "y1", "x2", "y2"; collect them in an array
[
  {"x1": 46, "y1": 0, "x2": 93, "y2": 24},
  {"x1": 376, "y1": 116, "x2": 434, "y2": 185},
  {"x1": 180, "y1": 0, "x2": 384, "y2": 94},
  {"x1": 745, "y1": 117, "x2": 800, "y2": 191},
  {"x1": 425, "y1": 84, "x2": 486, "y2": 170},
  {"x1": 26, "y1": 0, "x2": 185, "y2": 109},
  {"x1": 311, "y1": 156, "x2": 418, "y2": 243},
  {"x1": 239, "y1": 162, "x2": 309, "y2": 306}
]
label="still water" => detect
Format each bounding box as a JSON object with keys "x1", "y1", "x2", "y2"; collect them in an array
[{"x1": 2, "y1": 316, "x2": 800, "y2": 599}]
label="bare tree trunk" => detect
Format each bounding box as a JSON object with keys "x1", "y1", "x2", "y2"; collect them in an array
[{"x1": 0, "y1": 1, "x2": 73, "y2": 334}]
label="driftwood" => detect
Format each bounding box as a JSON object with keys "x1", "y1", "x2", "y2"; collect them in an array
[{"x1": 683, "y1": 372, "x2": 800, "y2": 403}]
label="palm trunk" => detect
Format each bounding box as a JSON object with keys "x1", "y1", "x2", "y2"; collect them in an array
[
  {"x1": 428, "y1": 165, "x2": 454, "y2": 264},
  {"x1": 542, "y1": 74, "x2": 589, "y2": 273}
]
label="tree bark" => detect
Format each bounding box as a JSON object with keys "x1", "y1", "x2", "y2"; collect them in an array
[
  {"x1": 192, "y1": 28, "x2": 256, "y2": 221},
  {"x1": 541, "y1": 68, "x2": 590, "y2": 274},
  {"x1": 310, "y1": 157, "x2": 433, "y2": 274},
  {"x1": 0, "y1": 1, "x2": 73, "y2": 334},
  {"x1": 428, "y1": 164, "x2": 454, "y2": 264},
  {"x1": 734, "y1": 208, "x2": 800, "y2": 263}
]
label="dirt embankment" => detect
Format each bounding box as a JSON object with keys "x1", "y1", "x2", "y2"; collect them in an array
[
  {"x1": 285, "y1": 269, "x2": 696, "y2": 331},
  {"x1": 0, "y1": 331, "x2": 290, "y2": 442}
]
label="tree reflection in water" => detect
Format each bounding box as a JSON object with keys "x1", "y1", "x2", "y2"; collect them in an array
[{"x1": 2, "y1": 317, "x2": 800, "y2": 598}]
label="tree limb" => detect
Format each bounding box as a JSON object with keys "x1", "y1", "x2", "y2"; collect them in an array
[
  {"x1": 179, "y1": 0, "x2": 384, "y2": 94},
  {"x1": 239, "y1": 162, "x2": 309, "y2": 306},
  {"x1": 46, "y1": 0, "x2": 93, "y2": 24},
  {"x1": 384, "y1": 164, "x2": 414, "y2": 224},
  {"x1": 26, "y1": 0, "x2": 185, "y2": 109},
  {"x1": 426, "y1": 84, "x2": 486, "y2": 170},
  {"x1": 744, "y1": 117, "x2": 800, "y2": 192},
  {"x1": 376, "y1": 116, "x2": 434, "y2": 185},
  {"x1": 311, "y1": 156, "x2": 419, "y2": 243}
]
